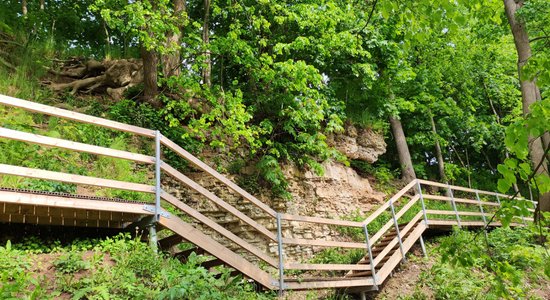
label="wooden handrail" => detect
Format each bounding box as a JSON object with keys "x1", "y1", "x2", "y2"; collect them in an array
[
  {"x1": 362, "y1": 179, "x2": 417, "y2": 226},
  {"x1": 161, "y1": 192, "x2": 278, "y2": 267},
  {"x1": 0, "y1": 95, "x2": 156, "y2": 137},
  {"x1": 279, "y1": 214, "x2": 364, "y2": 227},
  {"x1": 0, "y1": 127, "x2": 155, "y2": 164},
  {"x1": 160, "y1": 135, "x2": 277, "y2": 218},
  {"x1": 0, "y1": 164, "x2": 155, "y2": 193},
  {"x1": 160, "y1": 163, "x2": 277, "y2": 241}
]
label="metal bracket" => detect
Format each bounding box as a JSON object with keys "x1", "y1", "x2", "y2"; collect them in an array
[{"x1": 143, "y1": 204, "x2": 170, "y2": 218}]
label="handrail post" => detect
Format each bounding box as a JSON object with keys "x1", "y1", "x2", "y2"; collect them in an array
[
  {"x1": 276, "y1": 213, "x2": 285, "y2": 296},
  {"x1": 149, "y1": 130, "x2": 162, "y2": 252},
  {"x1": 154, "y1": 130, "x2": 162, "y2": 222},
  {"x1": 475, "y1": 191, "x2": 489, "y2": 239},
  {"x1": 363, "y1": 224, "x2": 378, "y2": 290},
  {"x1": 389, "y1": 199, "x2": 406, "y2": 263},
  {"x1": 447, "y1": 184, "x2": 461, "y2": 228},
  {"x1": 416, "y1": 181, "x2": 429, "y2": 227}
]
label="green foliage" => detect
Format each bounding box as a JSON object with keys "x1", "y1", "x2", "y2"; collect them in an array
[
  {"x1": 54, "y1": 251, "x2": 90, "y2": 274},
  {"x1": 435, "y1": 227, "x2": 549, "y2": 299}
]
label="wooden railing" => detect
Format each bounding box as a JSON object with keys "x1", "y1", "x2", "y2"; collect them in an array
[{"x1": 0, "y1": 94, "x2": 537, "y2": 292}]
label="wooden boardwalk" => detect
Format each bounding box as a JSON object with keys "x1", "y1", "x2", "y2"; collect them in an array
[{"x1": 0, "y1": 94, "x2": 537, "y2": 295}]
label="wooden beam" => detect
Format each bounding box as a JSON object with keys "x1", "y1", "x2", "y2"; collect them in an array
[
  {"x1": 362, "y1": 179, "x2": 417, "y2": 226},
  {"x1": 375, "y1": 221, "x2": 427, "y2": 284},
  {"x1": 160, "y1": 135, "x2": 277, "y2": 217},
  {"x1": 158, "y1": 215, "x2": 275, "y2": 290},
  {"x1": 282, "y1": 237, "x2": 367, "y2": 249},
  {"x1": 0, "y1": 190, "x2": 151, "y2": 215},
  {"x1": 161, "y1": 192, "x2": 278, "y2": 267},
  {"x1": 279, "y1": 214, "x2": 363, "y2": 227},
  {"x1": 0, "y1": 95, "x2": 155, "y2": 137},
  {"x1": 284, "y1": 278, "x2": 375, "y2": 290},
  {"x1": 0, "y1": 127, "x2": 154, "y2": 164},
  {"x1": 160, "y1": 164, "x2": 277, "y2": 241},
  {"x1": 425, "y1": 210, "x2": 491, "y2": 217},
  {"x1": 284, "y1": 263, "x2": 371, "y2": 271},
  {"x1": 0, "y1": 164, "x2": 154, "y2": 193},
  {"x1": 422, "y1": 194, "x2": 500, "y2": 207}
]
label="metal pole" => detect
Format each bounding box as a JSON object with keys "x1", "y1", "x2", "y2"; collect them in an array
[
  {"x1": 475, "y1": 191, "x2": 487, "y2": 225},
  {"x1": 418, "y1": 235, "x2": 427, "y2": 258},
  {"x1": 276, "y1": 213, "x2": 284, "y2": 296},
  {"x1": 389, "y1": 199, "x2": 406, "y2": 263},
  {"x1": 528, "y1": 184, "x2": 533, "y2": 201},
  {"x1": 496, "y1": 194, "x2": 501, "y2": 206},
  {"x1": 416, "y1": 181, "x2": 429, "y2": 227},
  {"x1": 447, "y1": 184, "x2": 461, "y2": 228},
  {"x1": 475, "y1": 191, "x2": 489, "y2": 240},
  {"x1": 363, "y1": 224, "x2": 378, "y2": 290},
  {"x1": 154, "y1": 130, "x2": 162, "y2": 222},
  {"x1": 148, "y1": 224, "x2": 158, "y2": 252}
]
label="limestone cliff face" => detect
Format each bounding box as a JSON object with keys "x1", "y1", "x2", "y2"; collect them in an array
[
  {"x1": 327, "y1": 124, "x2": 386, "y2": 163},
  {"x1": 163, "y1": 127, "x2": 387, "y2": 261}
]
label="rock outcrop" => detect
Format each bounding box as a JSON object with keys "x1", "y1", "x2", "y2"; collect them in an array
[{"x1": 328, "y1": 124, "x2": 386, "y2": 163}]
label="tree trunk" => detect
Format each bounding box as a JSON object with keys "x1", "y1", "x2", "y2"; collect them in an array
[
  {"x1": 389, "y1": 116, "x2": 416, "y2": 183},
  {"x1": 22, "y1": 0, "x2": 27, "y2": 15},
  {"x1": 201, "y1": 0, "x2": 212, "y2": 87},
  {"x1": 140, "y1": 45, "x2": 160, "y2": 107},
  {"x1": 40, "y1": 0, "x2": 44, "y2": 10},
  {"x1": 162, "y1": 0, "x2": 185, "y2": 78},
  {"x1": 504, "y1": 0, "x2": 550, "y2": 214},
  {"x1": 430, "y1": 114, "x2": 447, "y2": 182}
]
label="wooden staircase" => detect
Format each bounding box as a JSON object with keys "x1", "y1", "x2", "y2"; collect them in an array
[{"x1": 0, "y1": 94, "x2": 537, "y2": 296}]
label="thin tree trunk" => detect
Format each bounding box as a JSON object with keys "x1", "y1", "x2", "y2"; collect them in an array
[
  {"x1": 389, "y1": 116, "x2": 416, "y2": 183},
  {"x1": 504, "y1": 0, "x2": 550, "y2": 214},
  {"x1": 162, "y1": 0, "x2": 185, "y2": 78},
  {"x1": 430, "y1": 113, "x2": 447, "y2": 183},
  {"x1": 140, "y1": 45, "x2": 160, "y2": 107},
  {"x1": 202, "y1": 0, "x2": 212, "y2": 87},
  {"x1": 40, "y1": 0, "x2": 44, "y2": 10},
  {"x1": 22, "y1": 0, "x2": 27, "y2": 16}
]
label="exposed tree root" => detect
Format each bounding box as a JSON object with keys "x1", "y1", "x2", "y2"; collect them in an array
[{"x1": 46, "y1": 58, "x2": 144, "y2": 99}]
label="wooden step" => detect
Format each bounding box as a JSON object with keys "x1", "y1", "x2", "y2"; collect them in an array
[
  {"x1": 159, "y1": 234, "x2": 186, "y2": 250},
  {"x1": 201, "y1": 258, "x2": 225, "y2": 269},
  {"x1": 174, "y1": 247, "x2": 207, "y2": 260}
]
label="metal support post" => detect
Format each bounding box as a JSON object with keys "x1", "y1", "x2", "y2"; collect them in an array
[
  {"x1": 416, "y1": 181, "x2": 429, "y2": 227},
  {"x1": 528, "y1": 184, "x2": 533, "y2": 201},
  {"x1": 389, "y1": 199, "x2": 406, "y2": 263},
  {"x1": 276, "y1": 213, "x2": 285, "y2": 296},
  {"x1": 447, "y1": 184, "x2": 461, "y2": 228},
  {"x1": 154, "y1": 130, "x2": 162, "y2": 222},
  {"x1": 148, "y1": 223, "x2": 158, "y2": 252},
  {"x1": 363, "y1": 224, "x2": 378, "y2": 290},
  {"x1": 418, "y1": 235, "x2": 427, "y2": 258},
  {"x1": 496, "y1": 194, "x2": 501, "y2": 206},
  {"x1": 475, "y1": 191, "x2": 489, "y2": 240}
]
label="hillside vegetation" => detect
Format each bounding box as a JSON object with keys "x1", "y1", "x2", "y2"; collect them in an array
[{"x1": 0, "y1": 0, "x2": 549, "y2": 299}]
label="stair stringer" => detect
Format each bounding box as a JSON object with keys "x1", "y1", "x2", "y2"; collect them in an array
[
  {"x1": 158, "y1": 215, "x2": 276, "y2": 290},
  {"x1": 374, "y1": 221, "x2": 427, "y2": 285}
]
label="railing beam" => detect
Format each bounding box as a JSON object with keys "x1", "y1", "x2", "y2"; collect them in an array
[
  {"x1": 475, "y1": 191, "x2": 489, "y2": 240},
  {"x1": 154, "y1": 130, "x2": 162, "y2": 222},
  {"x1": 276, "y1": 213, "x2": 285, "y2": 296},
  {"x1": 416, "y1": 181, "x2": 429, "y2": 227},
  {"x1": 389, "y1": 199, "x2": 406, "y2": 263},
  {"x1": 447, "y1": 184, "x2": 461, "y2": 228},
  {"x1": 363, "y1": 224, "x2": 378, "y2": 290}
]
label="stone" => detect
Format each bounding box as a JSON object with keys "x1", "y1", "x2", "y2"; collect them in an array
[{"x1": 328, "y1": 124, "x2": 386, "y2": 163}]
